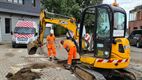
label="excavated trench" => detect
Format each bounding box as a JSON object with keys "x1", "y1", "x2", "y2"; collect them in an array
[{"x1": 6, "y1": 63, "x2": 58, "y2": 80}]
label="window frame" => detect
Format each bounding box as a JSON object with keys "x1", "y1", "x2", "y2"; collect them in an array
[
  {"x1": 5, "y1": 18, "x2": 12, "y2": 34},
  {"x1": 32, "y1": 0, "x2": 36, "y2": 7}
]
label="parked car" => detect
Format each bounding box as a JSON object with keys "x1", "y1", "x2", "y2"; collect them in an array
[
  {"x1": 11, "y1": 21, "x2": 38, "y2": 48},
  {"x1": 128, "y1": 29, "x2": 142, "y2": 48}
]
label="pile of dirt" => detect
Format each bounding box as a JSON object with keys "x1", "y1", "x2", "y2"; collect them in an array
[
  {"x1": 6, "y1": 63, "x2": 60, "y2": 80},
  {"x1": 6, "y1": 68, "x2": 41, "y2": 80}
]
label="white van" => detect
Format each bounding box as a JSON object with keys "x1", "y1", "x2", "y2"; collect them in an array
[{"x1": 11, "y1": 21, "x2": 38, "y2": 48}]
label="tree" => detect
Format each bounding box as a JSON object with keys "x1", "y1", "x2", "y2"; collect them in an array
[
  {"x1": 41, "y1": 0, "x2": 103, "y2": 22},
  {"x1": 41, "y1": 0, "x2": 103, "y2": 36}
]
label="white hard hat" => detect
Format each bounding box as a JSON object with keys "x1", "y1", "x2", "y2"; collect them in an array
[{"x1": 50, "y1": 29, "x2": 54, "y2": 34}]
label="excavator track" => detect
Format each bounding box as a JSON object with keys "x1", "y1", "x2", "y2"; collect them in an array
[
  {"x1": 73, "y1": 64, "x2": 136, "y2": 80},
  {"x1": 105, "y1": 69, "x2": 136, "y2": 80},
  {"x1": 74, "y1": 64, "x2": 106, "y2": 80}
]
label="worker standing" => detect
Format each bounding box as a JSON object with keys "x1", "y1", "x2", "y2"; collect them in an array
[
  {"x1": 60, "y1": 40, "x2": 77, "y2": 69},
  {"x1": 46, "y1": 30, "x2": 57, "y2": 61}
]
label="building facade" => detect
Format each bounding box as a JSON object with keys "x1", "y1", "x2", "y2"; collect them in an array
[
  {"x1": 0, "y1": 0, "x2": 40, "y2": 43},
  {"x1": 129, "y1": 5, "x2": 142, "y2": 33}
]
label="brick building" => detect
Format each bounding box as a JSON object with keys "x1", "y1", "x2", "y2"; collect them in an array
[
  {"x1": 129, "y1": 5, "x2": 142, "y2": 34},
  {"x1": 0, "y1": 0, "x2": 40, "y2": 43}
]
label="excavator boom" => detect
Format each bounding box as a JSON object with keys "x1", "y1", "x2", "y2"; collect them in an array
[{"x1": 27, "y1": 10, "x2": 78, "y2": 55}]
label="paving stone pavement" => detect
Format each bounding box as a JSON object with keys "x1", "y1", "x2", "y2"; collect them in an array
[
  {"x1": 1, "y1": 39, "x2": 142, "y2": 80},
  {"x1": 0, "y1": 39, "x2": 79, "y2": 80}
]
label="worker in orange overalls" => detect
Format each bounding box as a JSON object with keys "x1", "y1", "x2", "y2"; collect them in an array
[
  {"x1": 60, "y1": 40, "x2": 77, "y2": 69},
  {"x1": 46, "y1": 30, "x2": 57, "y2": 61}
]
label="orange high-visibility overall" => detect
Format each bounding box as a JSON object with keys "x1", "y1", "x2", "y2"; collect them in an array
[
  {"x1": 63, "y1": 40, "x2": 77, "y2": 65},
  {"x1": 46, "y1": 35, "x2": 56, "y2": 57}
]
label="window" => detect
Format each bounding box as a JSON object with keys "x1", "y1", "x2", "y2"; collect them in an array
[
  {"x1": 5, "y1": 18, "x2": 11, "y2": 34},
  {"x1": 19, "y1": 0, "x2": 24, "y2": 4},
  {"x1": 137, "y1": 11, "x2": 141, "y2": 20},
  {"x1": 14, "y1": 27, "x2": 35, "y2": 34},
  {"x1": 32, "y1": 0, "x2": 36, "y2": 7},
  {"x1": 7, "y1": 0, "x2": 24, "y2": 4},
  {"x1": 96, "y1": 7, "x2": 111, "y2": 58},
  {"x1": 81, "y1": 7, "x2": 96, "y2": 51},
  {"x1": 13, "y1": 0, "x2": 18, "y2": 3},
  {"x1": 113, "y1": 12, "x2": 125, "y2": 37},
  {"x1": 133, "y1": 27, "x2": 138, "y2": 29},
  {"x1": 8, "y1": 0, "x2": 13, "y2": 2},
  {"x1": 114, "y1": 12, "x2": 125, "y2": 30},
  {"x1": 97, "y1": 8, "x2": 110, "y2": 38}
]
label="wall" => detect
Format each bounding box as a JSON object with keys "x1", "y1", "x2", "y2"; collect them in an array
[
  {"x1": 0, "y1": 13, "x2": 39, "y2": 43},
  {"x1": 0, "y1": 0, "x2": 40, "y2": 15},
  {"x1": 0, "y1": 19, "x2": 2, "y2": 42},
  {"x1": 129, "y1": 10, "x2": 142, "y2": 34},
  {"x1": 129, "y1": 20, "x2": 142, "y2": 33}
]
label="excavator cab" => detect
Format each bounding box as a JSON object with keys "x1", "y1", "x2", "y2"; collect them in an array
[{"x1": 79, "y1": 4, "x2": 126, "y2": 59}]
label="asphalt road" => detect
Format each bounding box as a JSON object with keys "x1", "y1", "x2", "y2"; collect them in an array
[{"x1": 130, "y1": 46, "x2": 142, "y2": 64}]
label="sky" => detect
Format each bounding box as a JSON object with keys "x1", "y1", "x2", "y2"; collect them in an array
[
  {"x1": 103, "y1": 0, "x2": 142, "y2": 14},
  {"x1": 103, "y1": 0, "x2": 142, "y2": 25}
]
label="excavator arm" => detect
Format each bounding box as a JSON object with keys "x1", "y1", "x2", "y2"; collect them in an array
[
  {"x1": 27, "y1": 10, "x2": 79, "y2": 55},
  {"x1": 39, "y1": 10, "x2": 79, "y2": 44}
]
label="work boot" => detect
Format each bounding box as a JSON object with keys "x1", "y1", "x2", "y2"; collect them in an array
[
  {"x1": 64, "y1": 64, "x2": 71, "y2": 70},
  {"x1": 49, "y1": 57, "x2": 52, "y2": 61},
  {"x1": 53, "y1": 57, "x2": 58, "y2": 60}
]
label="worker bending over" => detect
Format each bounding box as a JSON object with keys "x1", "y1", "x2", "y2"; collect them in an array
[
  {"x1": 60, "y1": 40, "x2": 77, "y2": 69},
  {"x1": 46, "y1": 30, "x2": 57, "y2": 61}
]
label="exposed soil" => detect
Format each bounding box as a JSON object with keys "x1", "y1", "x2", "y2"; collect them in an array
[
  {"x1": 6, "y1": 63, "x2": 60, "y2": 80},
  {"x1": 6, "y1": 68, "x2": 41, "y2": 80},
  {"x1": 28, "y1": 63, "x2": 56, "y2": 69}
]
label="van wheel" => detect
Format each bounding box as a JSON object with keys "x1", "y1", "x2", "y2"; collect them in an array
[
  {"x1": 12, "y1": 43, "x2": 17, "y2": 48},
  {"x1": 136, "y1": 41, "x2": 140, "y2": 48}
]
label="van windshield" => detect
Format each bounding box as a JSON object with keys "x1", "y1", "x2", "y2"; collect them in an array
[{"x1": 14, "y1": 27, "x2": 35, "y2": 34}]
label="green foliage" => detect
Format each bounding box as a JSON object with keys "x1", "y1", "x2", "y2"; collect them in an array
[
  {"x1": 41, "y1": 0, "x2": 102, "y2": 21},
  {"x1": 41, "y1": 0, "x2": 103, "y2": 36}
]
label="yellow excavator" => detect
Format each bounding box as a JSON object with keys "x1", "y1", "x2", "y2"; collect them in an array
[
  {"x1": 73, "y1": 3, "x2": 136, "y2": 80},
  {"x1": 27, "y1": 3, "x2": 136, "y2": 80}
]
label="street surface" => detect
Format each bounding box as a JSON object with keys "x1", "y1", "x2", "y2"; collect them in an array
[
  {"x1": 0, "y1": 38, "x2": 79, "y2": 80},
  {"x1": 130, "y1": 46, "x2": 142, "y2": 64},
  {"x1": 0, "y1": 39, "x2": 142, "y2": 80}
]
